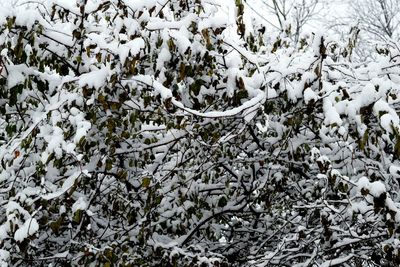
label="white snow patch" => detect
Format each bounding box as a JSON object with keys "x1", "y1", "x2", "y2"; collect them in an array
[
  {"x1": 0, "y1": 249, "x2": 10, "y2": 267},
  {"x1": 78, "y1": 66, "x2": 111, "y2": 89},
  {"x1": 304, "y1": 88, "x2": 318, "y2": 104},
  {"x1": 357, "y1": 177, "x2": 386, "y2": 197},
  {"x1": 72, "y1": 197, "x2": 88, "y2": 213},
  {"x1": 42, "y1": 171, "x2": 81, "y2": 200},
  {"x1": 369, "y1": 181, "x2": 386, "y2": 197},
  {"x1": 14, "y1": 218, "x2": 39, "y2": 242}
]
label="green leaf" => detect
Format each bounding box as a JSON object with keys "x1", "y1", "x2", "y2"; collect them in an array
[
  {"x1": 142, "y1": 177, "x2": 151, "y2": 188},
  {"x1": 73, "y1": 210, "x2": 83, "y2": 224}
]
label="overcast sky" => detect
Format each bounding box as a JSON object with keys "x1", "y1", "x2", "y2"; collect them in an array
[{"x1": 246, "y1": 0, "x2": 353, "y2": 34}]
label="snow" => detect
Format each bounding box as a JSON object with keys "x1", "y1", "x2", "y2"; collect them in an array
[
  {"x1": 198, "y1": 12, "x2": 227, "y2": 30},
  {"x1": 169, "y1": 28, "x2": 191, "y2": 54},
  {"x1": 119, "y1": 38, "x2": 145, "y2": 65},
  {"x1": 380, "y1": 113, "x2": 399, "y2": 133},
  {"x1": 146, "y1": 13, "x2": 197, "y2": 31},
  {"x1": 42, "y1": 171, "x2": 81, "y2": 200},
  {"x1": 74, "y1": 120, "x2": 91, "y2": 144},
  {"x1": 0, "y1": 225, "x2": 8, "y2": 241},
  {"x1": 224, "y1": 40, "x2": 260, "y2": 65},
  {"x1": 303, "y1": 88, "x2": 318, "y2": 104},
  {"x1": 72, "y1": 197, "x2": 88, "y2": 213},
  {"x1": 125, "y1": 0, "x2": 157, "y2": 11},
  {"x1": 45, "y1": 126, "x2": 64, "y2": 158},
  {"x1": 0, "y1": 249, "x2": 9, "y2": 267},
  {"x1": 7, "y1": 66, "x2": 25, "y2": 88},
  {"x1": 130, "y1": 75, "x2": 173, "y2": 99},
  {"x1": 320, "y1": 254, "x2": 354, "y2": 267},
  {"x1": 6, "y1": 201, "x2": 29, "y2": 218},
  {"x1": 14, "y1": 218, "x2": 39, "y2": 242},
  {"x1": 78, "y1": 66, "x2": 111, "y2": 89},
  {"x1": 256, "y1": 116, "x2": 269, "y2": 133},
  {"x1": 357, "y1": 177, "x2": 387, "y2": 197},
  {"x1": 351, "y1": 202, "x2": 370, "y2": 214},
  {"x1": 53, "y1": 0, "x2": 80, "y2": 15},
  {"x1": 156, "y1": 47, "x2": 172, "y2": 71},
  {"x1": 357, "y1": 176, "x2": 370, "y2": 190},
  {"x1": 172, "y1": 89, "x2": 265, "y2": 118},
  {"x1": 323, "y1": 98, "x2": 343, "y2": 126},
  {"x1": 369, "y1": 181, "x2": 386, "y2": 197},
  {"x1": 389, "y1": 165, "x2": 400, "y2": 177}
]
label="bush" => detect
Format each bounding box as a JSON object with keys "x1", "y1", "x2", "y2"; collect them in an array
[{"x1": 1, "y1": 0, "x2": 400, "y2": 266}]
